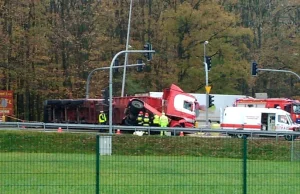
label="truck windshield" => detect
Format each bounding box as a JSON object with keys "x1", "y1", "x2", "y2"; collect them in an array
[{"x1": 292, "y1": 104, "x2": 300, "y2": 114}]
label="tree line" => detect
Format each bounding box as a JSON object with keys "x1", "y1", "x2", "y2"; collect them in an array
[{"x1": 0, "y1": 0, "x2": 299, "y2": 121}]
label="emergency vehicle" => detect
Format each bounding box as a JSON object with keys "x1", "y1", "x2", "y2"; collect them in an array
[
  {"x1": 220, "y1": 107, "x2": 300, "y2": 141},
  {"x1": 235, "y1": 97, "x2": 300, "y2": 124}
]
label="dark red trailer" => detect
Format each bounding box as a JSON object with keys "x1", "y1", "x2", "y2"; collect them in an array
[{"x1": 44, "y1": 84, "x2": 201, "y2": 128}]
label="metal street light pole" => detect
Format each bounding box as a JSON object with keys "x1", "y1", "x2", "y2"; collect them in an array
[
  {"x1": 109, "y1": 50, "x2": 155, "y2": 134},
  {"x1": 121, "y1": 0, "x2": 133, "y2": 97},
  {"x1": 86, "y1": 63, "x2": 146, "y2": 99},
  {"x1": 257, "y1": 68, "x2": 300, "y2": 80},
  {"x1": 203, "y1": 41, "x2": 209, "y2": 127}
]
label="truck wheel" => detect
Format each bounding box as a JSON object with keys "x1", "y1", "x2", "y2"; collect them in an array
[
  {"x1": 228, "y1": 134, "x2": 237, "y2": 138},
  {"x1": 129, "y1": 113, "x2": 137, "y2": 121},
  {"x1": 124, "y1": 118, "x2": 135, "y2": 126},
  {"x1": 284, "y1": 135, "x2": 296, "y2": 141},
  {"x1": 130, "y1": 99, "x2": 144, "y2": 115},
  {"x1": 236, "y1": 134, "x2": 247, "y2": 139}
]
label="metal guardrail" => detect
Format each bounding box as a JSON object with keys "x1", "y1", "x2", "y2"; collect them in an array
[{"x1": 1, "y1": 122, "x2": 300, "y2": 138}]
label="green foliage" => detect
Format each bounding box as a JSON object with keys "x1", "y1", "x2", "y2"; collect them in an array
[
  {"x1": 0, "y1": 0, "x2": 299, "y2": 121},
  {"x1": 122, "y1": 77, "x2": 148, "y2": 95},
  {"x1": 154, "y1": 2, "x2": 253, "y2": 93}
]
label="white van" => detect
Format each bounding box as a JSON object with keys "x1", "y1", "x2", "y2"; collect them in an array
[{"x1": 220, "y1": 107, "x2": 300, "y2": 140}]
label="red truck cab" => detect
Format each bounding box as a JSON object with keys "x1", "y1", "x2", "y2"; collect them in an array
[
  {"x1": 162, "y1": 84, "x2": 199, "y2": 127},
  {"x1": 122, "y1": 84, "x2": 200, "y2": 128}
]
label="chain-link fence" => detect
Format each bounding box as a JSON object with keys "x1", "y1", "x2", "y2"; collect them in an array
[
  {"x1": 0, "y1": 131, "x2": 96, "y2": 194},
  {"x1": 100, "y1": 134, "x2": 300, "y2": 194},
  {"x1": 246, "y1": 137, "x2": 300, "y2": 194},
  {"x1": 1, "y1": 130, "x2": 300, "y2": 194}
]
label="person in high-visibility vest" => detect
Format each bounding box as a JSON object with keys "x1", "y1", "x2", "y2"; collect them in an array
[
  {"x1": 137, "y1": 111, "x2": 144, "y2": 126},
  {"x1": 99, "y1": 111, "x2": 107, "y2": 125},
  {"x1": 152, "y1": 114, "x2": 160, "y2": 127},
  {"x1": 143, "y1": 112, "x2": 150, "y2": 126},
  {"x1": 160, "y1": 112, "x2": 169, "y2": 136}
]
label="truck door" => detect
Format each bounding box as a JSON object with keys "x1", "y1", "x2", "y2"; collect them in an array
[
  {"x1": 261, "y1": 113, "x2": 275, "y2": 131},
  {"x1": 276, "y1": 114, "x2": 289, "y2": 131},
  {"x1": 261, "y1": 113, "x2": 268, "y2": 130},
  {"x1": 267, "y1": 114, "x2": 275, "y2": 131}
]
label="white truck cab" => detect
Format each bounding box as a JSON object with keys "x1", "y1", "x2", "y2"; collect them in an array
[{"x1": 220, "y1": 107, "x2": 300, "y2": 140}]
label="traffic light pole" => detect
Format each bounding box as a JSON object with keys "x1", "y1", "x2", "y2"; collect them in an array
[
  {"x1": 257, "y1": 68, "x2": 300, "y2": 80},
  {"x1": 204, "y1": 41, "x2": 209, "y2": 127},
  {"x1": 86, "y1": 63, "x2": 146, "y2": 99},
  {"x1": 205, "y1": 65, "x2": 209, "y2": 127},
  {"x1": 109, "y1": 50, "x2": 155, "y2": 134}
]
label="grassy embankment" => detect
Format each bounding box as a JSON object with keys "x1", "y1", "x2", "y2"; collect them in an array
[
  {"x1": 0, "y1": 130, "x2": 293, "y2": 160},
  {"x1": 0, "y1": 131, "x2": 299, "y2": 194}
]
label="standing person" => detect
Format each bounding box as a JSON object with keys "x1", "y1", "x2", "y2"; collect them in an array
[
  {"x1": 137, "y1": 111, "x2": 144, "y2": 126},
  {"x1": 152, "y1": 114, "x2": 160, "y2": 127},
  {"x1": 99, "y1": 111, "x2": 107, "y2": 125},
  {"x1": 159, "y1": 112, "x2": 169, "y2": 136},
  {"x1": 143, "y1": 112, "x2": 150, "y2": 127}
]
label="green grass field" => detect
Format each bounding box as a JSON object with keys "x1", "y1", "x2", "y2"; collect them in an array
[
  {"x1": 1, "y1": 153, "x2": 300, "y2": 194},
  {"x1": 1, "y1": 131, "x2": 300, "y2": 193}
]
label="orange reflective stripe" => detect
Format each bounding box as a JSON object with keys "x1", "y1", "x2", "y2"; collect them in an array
[{"x1": 221, "y1": 123, "x2": 261, "y2": 129}]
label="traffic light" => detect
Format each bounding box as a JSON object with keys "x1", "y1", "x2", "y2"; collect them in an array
[
  {"x1": 208, "y1": 95, "x2": 214, "y2": 108},
  {"x1": 136, "y1": 59, "x2": 144, "y2": 72},
  {"x1": 113, "y1": 59, "x2": 119, "y2": 74},
  {"x1": 205, "y1": 56, "x2": 212, "y2": 71},
  {"x1": 251, "y1": 61, "x2": 258, "y2": 76},
  {"x1": 101, "y1": 87, "x2": 109, "y2": 105},
  {"x1": 143, "y1": 43, "x2": 152, "y2": 61}
]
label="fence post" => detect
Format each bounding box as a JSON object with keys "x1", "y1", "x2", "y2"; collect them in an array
[
  {"x1": 96, "y1": 135, "x2": 100, "y2": 194},
  {"x1": 242, "y1": 136, "x2": 247, "y2": 194},
  {"x1": 291, "y1": 137, "x2": 294, "y2": 162}
]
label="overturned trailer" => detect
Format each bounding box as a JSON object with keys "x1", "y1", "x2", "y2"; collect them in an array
[
  {"x1": 44, "y1": 84, "x2": 201, "y2": 128},
  {"x1": 43, "y1": 97, "x2": 160, "y2": 125},
  {"x1": 44, "y1": 99, "x2": 104, "y2": 124}
]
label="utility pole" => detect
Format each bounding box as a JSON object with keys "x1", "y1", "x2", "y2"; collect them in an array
[
  {"x1": 203, "y1": 41, "x2": 209, "y2": 127},
  {"x1": 121, "y1": 0, "x2": 133, "y2": 97}
]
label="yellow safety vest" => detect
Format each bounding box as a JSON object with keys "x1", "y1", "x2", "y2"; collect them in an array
[
  {"x1": 137, "y1": 115, "x2": 143, "y2": 121},
  {"x1": 143, "y1": 116, "x2": 150, "y2": 126},
  {"x1": 153, "y1": 115, "x2": 160, "y2": 125},
  {"x1": 137, "y1": 114, "x2": 143, "y2": 125},
  {"x1": 99, "y1": 113, "x2": 107, "y2": 123},
  {"x1": 160, "y1": 115, "x2": 168, "y2": 126}
]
